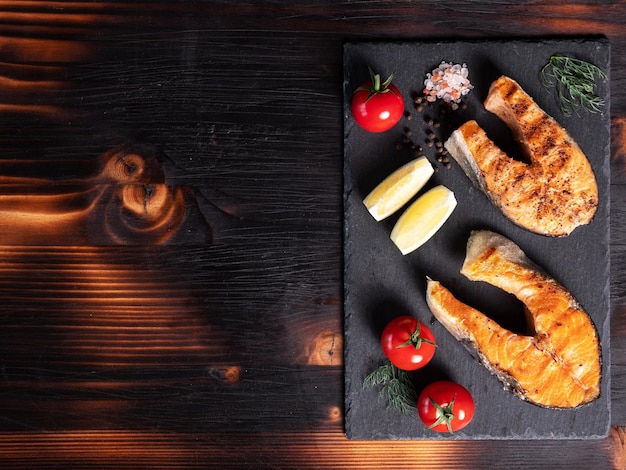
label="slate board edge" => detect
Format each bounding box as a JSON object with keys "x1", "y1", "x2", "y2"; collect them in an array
[{"x1": 343, "y1": 38, "x2": 611, "y2": 440}]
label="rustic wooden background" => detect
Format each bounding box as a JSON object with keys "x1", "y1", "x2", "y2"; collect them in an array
[{"x1": 0, "y1": 1, "x2": 624, "y2": 468}]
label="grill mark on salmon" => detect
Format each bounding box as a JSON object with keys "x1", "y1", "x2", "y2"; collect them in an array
[
  {"x1": 426, "y1": 230, "x2": 601, "y2": 409},
  {"x1": 444, "y1": 76, "x2": 598, "y2": 237}
]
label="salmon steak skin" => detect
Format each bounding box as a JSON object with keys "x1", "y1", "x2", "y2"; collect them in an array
[
  {"x1": 444, "y1": 76, "x2": 598, "y2": 237},
  {"x1": 426, "y1": 230, "x2": 601, "y2": 409}
]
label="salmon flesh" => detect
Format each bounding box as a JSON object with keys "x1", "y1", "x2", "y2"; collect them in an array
[
  {"x1": 444, "y1": 76, "x2": 598, "y2": 237},
  {"x1": 426, "y1": 230, "x2": 601, "y2": 409}
]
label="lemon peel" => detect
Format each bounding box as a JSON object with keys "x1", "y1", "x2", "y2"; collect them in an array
[
  {"x1": 363, "y1": 157, "x2": 434, "y2": 221},
  {"x1": 390, "y1": 185, "x2": 457, "y2": 255}
]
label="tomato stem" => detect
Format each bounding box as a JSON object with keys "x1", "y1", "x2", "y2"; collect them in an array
[
  {"x1": 355, "y1": 67, "x2": 398, "y2": 102},
  {"x1": 372, "y1": 67, "x2": 381, "y2": 91},
  {"x1": 396, "y1": 321, "x2": 437, "y2": 350},
  {"x1": 427, "y1": 393, "x2": 457, "y2": 433}
]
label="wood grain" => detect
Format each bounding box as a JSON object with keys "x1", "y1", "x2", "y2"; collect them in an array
[
  {"x1": 0, "y1": 429, "x2": 623, "y2": 469},
  {"x1": 0, "y1": 1, "x2": 624, "y2": 468}
]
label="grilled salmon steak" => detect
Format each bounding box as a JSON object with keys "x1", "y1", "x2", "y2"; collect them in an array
[
  {"x1": 426, "y1": 230, "x2": 601, "y2": 408},
  {"x1": 445, "y1": 76, "x2": 598, "y2": 237}
]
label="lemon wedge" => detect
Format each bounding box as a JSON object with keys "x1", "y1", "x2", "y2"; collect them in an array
[
  {"x1": 363, "y1": 157, "x2": 434, "y2": 221},
  {"x1": 390, "y1": 185, "x2": 457, "y2": 255}
]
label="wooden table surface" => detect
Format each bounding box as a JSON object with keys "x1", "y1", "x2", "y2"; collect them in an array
[{"x1": 0, "y1": 1, "x2": 625, "y2": 468}]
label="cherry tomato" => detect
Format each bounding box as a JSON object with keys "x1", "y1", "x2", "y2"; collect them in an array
[
  {"x1": 351, "y1": 67, "x2": 404, "y2": 132},
  {"x1": 381, "y1": 316, "x2": 436, "y2": 371},
  {"x1": 417, "y1": 381, "x2": 475, "y2": 433}
]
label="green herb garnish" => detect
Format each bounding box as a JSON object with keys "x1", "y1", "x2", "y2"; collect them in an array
[
  {"x1": 540, "y1": 55, "x2": 606, "y2": 116},
  {"x1": 363, "y1": 363, "x2": 417, "y2": 415}
]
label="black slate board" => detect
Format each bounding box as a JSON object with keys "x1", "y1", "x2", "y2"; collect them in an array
[{"x1": 343, "y1": 39, "x2": 611, "y2": 440}]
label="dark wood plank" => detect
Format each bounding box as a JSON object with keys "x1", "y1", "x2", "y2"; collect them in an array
[
  {"x1": 0, "y1": 0, "x2": 625, "y2": 468},
  {"x1": 0, "y1": 428, "x2": 623, "y2": 469}
]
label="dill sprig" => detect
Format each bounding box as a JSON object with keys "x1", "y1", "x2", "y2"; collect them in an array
[
  {"x1": 363, "y1": 363, "x2": 417, "y2": 415},
  {"x1": 540, "y1": 55, "x2": 606, "y2": 117}
]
